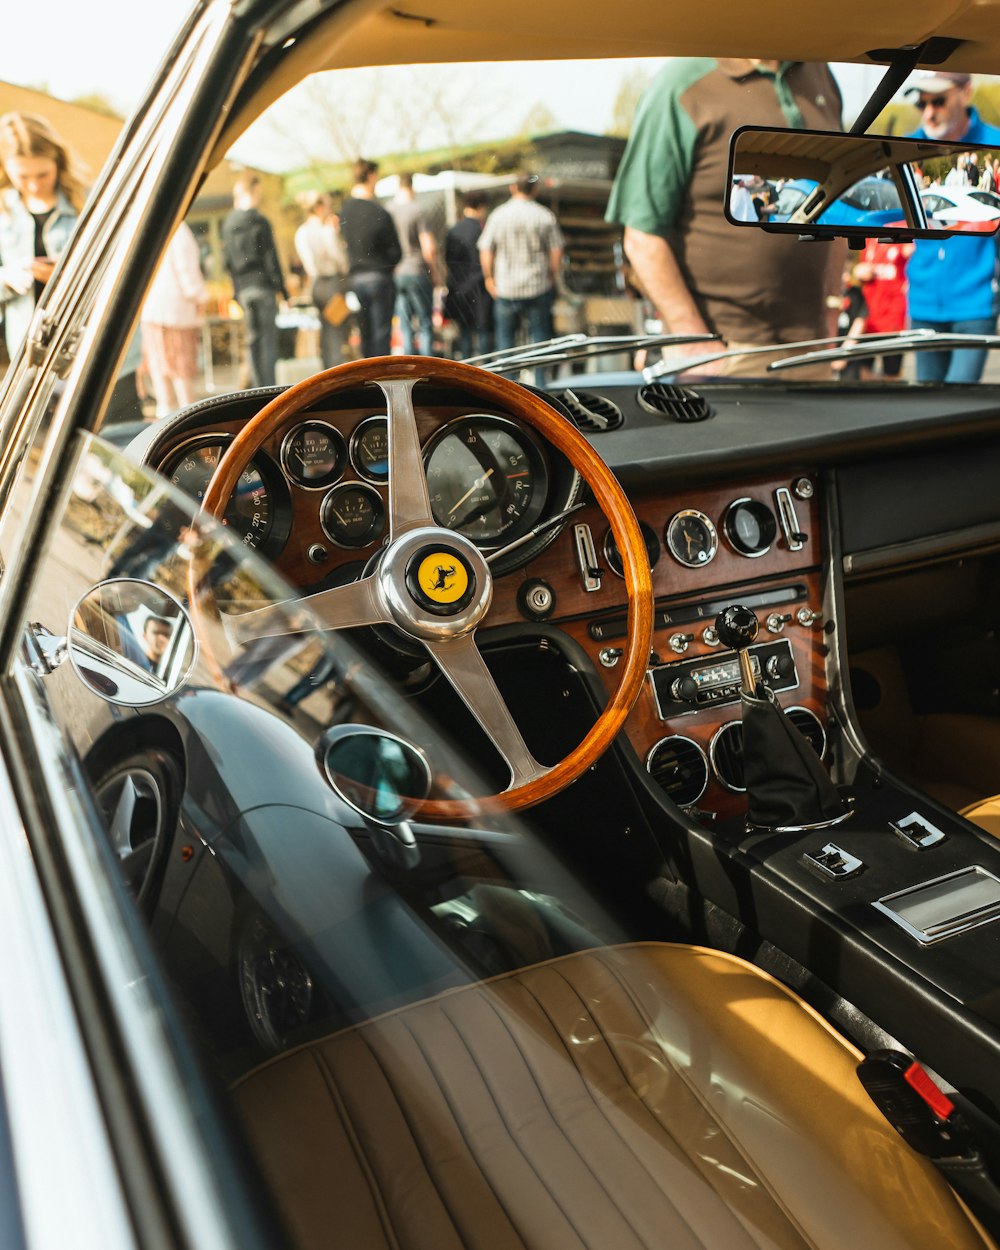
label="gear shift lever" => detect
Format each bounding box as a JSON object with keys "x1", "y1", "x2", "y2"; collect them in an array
[
  {"x1": 716, "y1": 604, "x2": 761, "y2": 696},
  {"x1": 715, "y1": 604, "x2": 847, "y2": 831}
]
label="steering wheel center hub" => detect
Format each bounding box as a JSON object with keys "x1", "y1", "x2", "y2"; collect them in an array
[{"x1": 378, "y1": 527, "x2": 492, "y2": 640}]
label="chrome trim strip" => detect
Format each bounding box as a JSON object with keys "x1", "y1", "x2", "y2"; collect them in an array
[
  {"x1": 11, "y1": 660, "x2": 251, "y2": 1249},
  {"x1": 0, "y1": 716, "x2": 136, "y2": 1249}
]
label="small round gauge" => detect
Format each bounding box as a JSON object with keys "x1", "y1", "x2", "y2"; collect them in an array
[
  {"x1": 603, "y1": 522, "x2": 661, "y2": 578},
  {"x1": 164, "y1": 439, "x2": 272, "y2": 548},
  {"x1": 423, "y1": 415, "x2": 548, "y2": 547},
  {"x1": 351, "y1": 416, "x2": 389, "y2": 484},
  {"x1": 281, "y1": 421, "x2": 346, "y2": 488},
  {"x1": 320, "y1": 483, "x2": 386, "y2": 549},
  {"x1": 665, "y1": 509, "x2": 718, "y2": 569},
  {"x1": 724, "y1": 497, "x2": 777, "y2": 557}
]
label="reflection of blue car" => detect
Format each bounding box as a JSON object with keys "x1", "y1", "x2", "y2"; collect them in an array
[{"x1": 773, "y1": 176, "x2": 903, "y2": 226}]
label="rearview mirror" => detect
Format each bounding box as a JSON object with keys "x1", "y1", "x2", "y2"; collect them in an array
[{"x1": 727, "y1": 126, "x2": 1000, "y2": 241}]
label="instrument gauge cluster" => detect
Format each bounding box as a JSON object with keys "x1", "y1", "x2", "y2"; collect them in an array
[{"x1": 663, "y1": 495, "x2": 785, "y2": 568}]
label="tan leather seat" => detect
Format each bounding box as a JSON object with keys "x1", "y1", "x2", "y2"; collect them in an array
[
  {"x1": 232, "y1": 943, "x2": 993, "y2": 1250},
  {"x1": 961, "y1": 795, "x2": 1000, "y2": 838}
]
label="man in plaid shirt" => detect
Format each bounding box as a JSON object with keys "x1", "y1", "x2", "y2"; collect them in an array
[{"x1": 478, "y1": 173, "x2": 564, "y2": 354}]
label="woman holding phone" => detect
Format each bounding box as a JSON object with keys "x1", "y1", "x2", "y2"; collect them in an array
[{"x1": 0, "y1": 112, "x2": 86, "y2": 358}]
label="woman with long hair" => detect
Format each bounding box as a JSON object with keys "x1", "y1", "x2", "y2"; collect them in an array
[{"x1": 0, "y1": 111, "x2": 87, "y2": 358}]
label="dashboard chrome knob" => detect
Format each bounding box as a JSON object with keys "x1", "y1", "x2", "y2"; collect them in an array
[
  {"x1": 796, "y1": 606, "x2": 822, "y2": 627},
  {"x1": 669, "y1": 632, "x2": 695, "y2": 654},
  {"x1": 766, "y1": 611, "x2": 794, "y2": 634},
  {"x1": 715, "y1": 605, "x2": 758, "y2": 651}
]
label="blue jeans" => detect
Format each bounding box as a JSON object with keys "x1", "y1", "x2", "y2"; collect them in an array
[
  {"x1": 350, "y1": 271, "x2": 395, "y2": 358},
  {"x1": 493, "y1": 290, "x2": 555, "y2": 353},
  {"x1": 395, "y1": 272, "x2": 434, "y2": 355},
  {"x1": 910, "y1": 315, "x2": 997, "y2": 383},
  {"x1": 454, "y1": 323, "x2": 494, "y2": 360},
  {"x1": 239, "y1": 288, "x2": 279, "y2": 388}
]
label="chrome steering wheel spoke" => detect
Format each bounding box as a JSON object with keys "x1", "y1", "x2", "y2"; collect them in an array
[
  {"x1": 228, "y1": 573, "x2": 389, "y2": 645},
  {"x1": 424, "y1": 633, "x2": 548, "y2": 789},
  {"x1": 376, "y1": 377, "x2": 437, "y2": 538}
]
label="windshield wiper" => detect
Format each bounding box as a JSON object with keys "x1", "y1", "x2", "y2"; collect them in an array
[
  {"x1": 768, "y1": 330, "x2": 1000, "y2": 371},
  {"x1": 467, "y1": 332, "x2": 720, "y2": 375},
  {"x1": 641, "y1": 330, "x2": 941, "y2": 381}
]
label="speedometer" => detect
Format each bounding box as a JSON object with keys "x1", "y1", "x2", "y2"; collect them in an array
[
  {"x1": 163, "y1": 440, "x2": 273, "y2": 548},
  {"x1": 423, "y1": 415, "x2": 548, "y2": 547}
]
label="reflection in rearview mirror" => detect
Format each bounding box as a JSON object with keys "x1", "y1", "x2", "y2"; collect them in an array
[
  {"x1": 727, "y1": 126, "x2": 1000, "y2": 240},
  {"x1": 69, "y1": 578, "x2": 196, "y2": 706},
  {"x1": 320, "y1": 726, "x2": 431, "y2": 825}
]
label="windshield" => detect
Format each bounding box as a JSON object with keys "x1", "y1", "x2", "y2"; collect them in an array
[{"x1": 21, "y1": 58, "x2": 969, "y2": 412}]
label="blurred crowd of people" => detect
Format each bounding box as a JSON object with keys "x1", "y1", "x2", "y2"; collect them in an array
[
  {"x1": 222, "y1": 159, "x2": 564, "y2": 394},
  {"x1": 3, "y1": 60, "x2": 1000, "y2": 417},
  {"x1": 0, "y1": 116, "x2": 566, "y2": 418}
]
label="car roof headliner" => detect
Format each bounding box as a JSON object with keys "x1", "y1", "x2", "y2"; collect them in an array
[
  {"x1": 303, "y1": 0, "x2": 1000, "y2": 72},
  {"x1": 214, "y1": 0, "x2": 1000, "y2": 160}
]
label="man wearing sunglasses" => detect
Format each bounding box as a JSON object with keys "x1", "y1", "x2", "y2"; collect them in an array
[{"x1": 906, "y1": 71, "x2": 1000, "y2": 382}]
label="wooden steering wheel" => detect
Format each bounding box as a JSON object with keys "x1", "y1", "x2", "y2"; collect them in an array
[{"x1": 202, "y1": 357, "x2": 652, "y2": 818}]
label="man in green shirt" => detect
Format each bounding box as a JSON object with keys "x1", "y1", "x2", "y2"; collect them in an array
[{"x1": 607, "y1": 59, "x2": 843, "y2": 374}]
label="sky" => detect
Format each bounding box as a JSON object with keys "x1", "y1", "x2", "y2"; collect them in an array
[{"x1": 0, "y1": 2, "x2": 888, "y2": 173}]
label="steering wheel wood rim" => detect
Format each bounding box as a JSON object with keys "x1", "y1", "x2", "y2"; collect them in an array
[{"x1": 202, "y1": 356, "x2": 652, "y2": 819}]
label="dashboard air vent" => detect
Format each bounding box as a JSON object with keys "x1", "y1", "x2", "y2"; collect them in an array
[
  {"x1": 786, "y1": 707, "x2": 827, "y2": 759},
  {"x1": 647, "y1": 736, "x2": 708, "y2": 807},
  {"x1": 556, "y1": 388, "x2": 624, "y2": 433},
  {"x1": 637, "y1": 382, "x2": 714, "y2": 422}
]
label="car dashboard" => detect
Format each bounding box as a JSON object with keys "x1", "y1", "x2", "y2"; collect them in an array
[{"x1": 122, "y1": 367, "x2": 1000, "y2": 1124}]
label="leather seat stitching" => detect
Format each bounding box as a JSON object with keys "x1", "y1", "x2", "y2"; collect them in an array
[
  {"x1": 591, "y1": 951, "x2": 821, "y2": 1250},
  {"x1": 310, "y1": 1047, "x2": 405, "y2": 1250},
  {"x1": 507, "y1": 972, "x2": 711, "y2": 1250}
]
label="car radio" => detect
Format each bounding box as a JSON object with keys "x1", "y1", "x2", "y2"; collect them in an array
[{"x1": 649, "y1": 638, "x2": 798, "y2": 718}]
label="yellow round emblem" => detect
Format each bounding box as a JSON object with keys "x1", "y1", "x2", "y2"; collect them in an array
[{"x1": 417, "y1": 552, "x2": 469, "y2": 604}]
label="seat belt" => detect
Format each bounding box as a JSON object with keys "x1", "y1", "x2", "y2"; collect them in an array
[{"x1": 858, "y1": 1049, "x2": 1000, "y2": 1239}]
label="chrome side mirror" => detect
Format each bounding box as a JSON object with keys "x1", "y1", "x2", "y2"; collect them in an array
[
  {"x1": 67, "y1": 578, "x2": 196, "y2": 706},
  {"x1": 318, "y1": 725, "x2": 432, "y2": 868}
]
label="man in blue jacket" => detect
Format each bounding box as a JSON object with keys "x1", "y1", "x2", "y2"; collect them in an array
[{"x1": 908, "y1": 71, "x2": 1000, "y2": 382}]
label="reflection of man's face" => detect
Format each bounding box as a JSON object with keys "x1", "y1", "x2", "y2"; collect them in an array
[
  {"x1": 919, "y1": 84, "x2": 971, "y2": 142},
  {"x1": 143, "y1": 620, "x2": 172, "y2": 665}
]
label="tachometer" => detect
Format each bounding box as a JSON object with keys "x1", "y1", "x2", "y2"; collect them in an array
[
  {"x1": 164, "y1": 439, "x2": 273, "y2": 548},
  {"x1": 423, "y1": 415, "x2": 548, "y2": 546}
]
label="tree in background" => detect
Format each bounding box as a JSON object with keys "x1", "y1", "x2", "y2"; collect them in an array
[{"x1": 608, "y1": 66, "x2": 653, "y2": 137}]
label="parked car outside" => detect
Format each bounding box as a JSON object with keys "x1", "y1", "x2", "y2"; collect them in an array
[
  {"x1": 922, "y1": 185, "x2": 1000, "y2": 229},
  {"x1": 773, "y1": 174, "x2": 905, "y2": 225}
]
